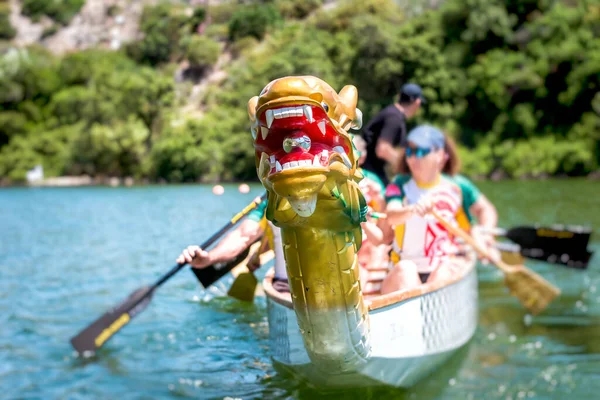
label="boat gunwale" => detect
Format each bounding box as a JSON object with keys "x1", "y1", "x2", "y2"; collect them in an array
[{"x1": 262, "y1": 252, "x2": 477, "y2": 311}]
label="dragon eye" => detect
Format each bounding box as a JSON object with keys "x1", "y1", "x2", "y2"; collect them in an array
[{"x1": 321, "y1": 102, "x2": 329, "y2": 113}]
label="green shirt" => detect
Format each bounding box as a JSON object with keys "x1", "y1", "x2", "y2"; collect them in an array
[
  {"x1": 448, "y1": 174, "x2": 481, "y2": 223},
  {"x1": 384, "y1": 173, "x2": 481, "y2": 223},
  {"x1": 361, "y1": 168, "x2": 385, "y2": 193},
  {"x1": 247, "y1": 198, "x2": 267, "y2": 222}
]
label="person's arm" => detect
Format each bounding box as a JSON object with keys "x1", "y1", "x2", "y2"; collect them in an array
[
  {"x1": 362, "y1": 220, "x2": 384, "y2": 245},
  {"x1": 385, "y1": 200, "x2": 415, "y2": 227},
  {"x1": 176, "y1": 219, "x2": 264, "y2": 268},
  {"x1": 469, "y1": 194, "x2": 498, "y2": 229},
  {"x1": 375, "y1": 140, "x2": 401, "y2": 166},
  {"x1": 375, "y1": 117, "x2": 404, "y2": 165}
]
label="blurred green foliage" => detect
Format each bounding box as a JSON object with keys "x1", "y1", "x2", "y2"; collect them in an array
[
  {"x1": 0, "y1": 1, "x2": 15, "y2": 40},
  {"x1": 21, "y1": 0, "x2": 85, "y2": 25},
  {"x1": 228, "y1": 4, "x2": 282, "y2": 41},
  {"x1": 1, "y1": 0, "x2": 599, "y2": 183}
]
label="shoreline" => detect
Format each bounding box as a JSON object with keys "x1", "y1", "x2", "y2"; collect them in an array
[
  {"x1": 1, "y1": 171, "x2": 599, "y2": 188},
  {"x1": 0, "y1": 175, "x2": 261, "y2": 188}
]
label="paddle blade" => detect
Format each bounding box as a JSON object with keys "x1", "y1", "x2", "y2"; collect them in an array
[
  {"x1": 500, "y1": 249, "x2": 525, "y2": 265},
  {"x1": 503, "y1": 266, "x2": 561, "y2": 315},
  {"x1": 496, "y1": 241, "x2": 524, "y2": 265},
  {"x1": 191, "y1": 245, "x2": 253, "y2": 288},
  {"x1": 521, "y1": 248, "x2": 593, "y2": 269},
  {"x1": 506, "y1": 225, "x2": 591, "y2": 253},
  {"x1": 70, "y1": 286, "x2": 153, "y2": 355},
  {"x1": 227, "y1": 271, "x2": 258, "y2": 302}
]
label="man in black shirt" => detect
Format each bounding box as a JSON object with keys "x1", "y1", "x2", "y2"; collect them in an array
[{"x1": 361, "y1": 83, "x2": 425, "y2": 186}]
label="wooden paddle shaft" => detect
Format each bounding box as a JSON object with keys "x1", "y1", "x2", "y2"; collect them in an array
[{"x1": 431, "y1": 210, "x2": 512, "y2": 274}]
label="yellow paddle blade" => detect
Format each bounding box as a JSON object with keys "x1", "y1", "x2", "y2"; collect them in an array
[
  {"x1": 503, "y1": 265, "x2": 561, "y2": 315},
  {"x1": 227, "y1": 270, "x2": 258, "y2": 302},
  {"x1": 500, "y1": 249, "x2": 525, "y2": 265}
]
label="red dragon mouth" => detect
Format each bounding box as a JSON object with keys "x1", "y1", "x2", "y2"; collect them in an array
[{"x1": 253, "y1": 104, "x2": 353, "y2": 176}]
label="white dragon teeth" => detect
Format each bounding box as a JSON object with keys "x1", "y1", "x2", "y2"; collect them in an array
[
  {"x1": 263, "y1": 105, "x2": 315, "y2": 129},
  {"x1": 317, "y1": 121, "x2": 326, "y2": 135},
  {"x1": 266, "y1": 150, "x2": 330, "y2": 174},
  {"x1": 333, "y1": 146, "x2": 353, "y2": 169},
  {"x1": 303, "y1": 105, "x2": 314, "y2": 123},
  {"x1": 261, "y1": 126, "x2": 269, "y2": 140},
  {"x1": 266, "y1": 109, "x2": 274, "y2": 128}
]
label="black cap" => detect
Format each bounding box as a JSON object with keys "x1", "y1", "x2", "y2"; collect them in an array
[{"x1": 399, "y1": 83, "x2": 426, "y2": 104}]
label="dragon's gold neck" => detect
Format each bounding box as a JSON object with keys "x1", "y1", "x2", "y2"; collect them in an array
[
  {"x1": 281, "y1": 226, "x2": 370, "y2": 372},
  {"x1": 249, "y1": 76, "x2": 371, "y2": 372}
]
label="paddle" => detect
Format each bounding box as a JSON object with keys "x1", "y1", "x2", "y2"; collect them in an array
[
  {"x1": 227, "y1": 235, "x2": 276, "y2": 302},
  {"x1": 496, "y1": 242, "x2": 525, "y2": 265},
  {"x1": 190, "y1": 240, "x2": 256, "y2": 288},
  {"x1": 432, "y1": 210, "x2": 561, "y2": 315},
  {"x1": 519, "y1": 247, "x2": 592, "y2": 270},
  {"x1": 70, "y1": 193, "x2": 268, "y2": 355},
  {"x1": 487, "y1": 225, "x2": 593, "y2": 268}
]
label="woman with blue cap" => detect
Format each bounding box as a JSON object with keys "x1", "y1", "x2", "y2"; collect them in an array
[{"x1": 374, "y1": 125, "x2": 481, "y2": 292}]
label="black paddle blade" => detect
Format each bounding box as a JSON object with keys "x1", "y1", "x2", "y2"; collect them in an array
[
  {"x1": 191, "y1": 245, "x2": 252, "y2": 288},
  {"x1": 70, "y1": 286, "x2": 154, "y2": 355},
  {"x1": 506, "y1": 225, "x2": 592, "y2": 254},
  {"x1": 521, "y1": 248, "x2": 593, "y2": 269}
]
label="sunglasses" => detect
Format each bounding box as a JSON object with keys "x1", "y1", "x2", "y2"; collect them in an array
[{"x1": 405, "y1": 146, "x2": 433, "y2": 159}]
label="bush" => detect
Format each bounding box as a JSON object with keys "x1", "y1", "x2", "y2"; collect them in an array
[
  {"x1": 0, "y1": 123, "x2": 83, "y2": 181},
  {"x1": 189, "y1": 7, "x2": 206, "y2": 32},
  {"x1": 21, "y1": 0, "x2": 85, "y2": 25},
  {"x1": 275, "y1": 0, "x2": 323, "y2": 19},
  {"x1": 183, "y1": 35, "x2": 221, "y2": 68},
  {"x1": 0, "y1": 3, "x2": 16, "y2": 39},
  {"x1": 500, "y1": 137, "x2": 596, "y2": 178},
  {"x1": 0, "y1": 112, "x2": 28, "y2": 146},
  {"x1": 70, "y1": 117, "x2": 149, "y2": 177},
  {"x1": 203, "y1": 23, "x2": 229, "y2": 41},
  {"x1": 228, "y1": 5, "x2": 282, "y2": 41},
  {"x1": 229, "y1": 36, "x2": 259, "y2": 59},
  {"x1": 209, "y1": 2, "x2": 239, "y2": 24},
  {"x1": 126, "y1": 3, "x2": 190, "y2": 65}
]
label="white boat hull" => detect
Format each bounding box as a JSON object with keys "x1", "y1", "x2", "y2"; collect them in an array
[{"x1": 265, "y1": 261, "x2": 478, "y2": 388}]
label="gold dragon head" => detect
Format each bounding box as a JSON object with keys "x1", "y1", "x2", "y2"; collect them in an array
[{"x1": 248, "y1": 76, "x2": 366, "y2": 230}]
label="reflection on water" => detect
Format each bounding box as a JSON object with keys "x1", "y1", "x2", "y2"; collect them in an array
[{"x1": 0, "y1": 180, "x2": 598, "y2": 399}]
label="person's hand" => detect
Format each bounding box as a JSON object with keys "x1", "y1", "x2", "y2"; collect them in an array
[
  {"x1": 359, "y1": 178, "x2": 380, "y2": 193},
  {"x1": 471, "y1": 226, "x2": 500, "y2": 265},
  {"x1": 359, "y1": 179, "x2": 381, "y2": 202},
  {"x1": 412, "y1": 197, "x2": 434, "y2": 217},
  {"x1": 176, "y1": 245, "x2": 212, "y2": 268}
]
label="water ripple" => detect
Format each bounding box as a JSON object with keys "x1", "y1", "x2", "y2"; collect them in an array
[{"x1": 0, "y1": 182, "x2": 598, "y2": 399}]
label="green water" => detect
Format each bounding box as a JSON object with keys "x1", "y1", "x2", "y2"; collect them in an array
[{"x1": 1, "y1": 180, "x2": 598, "y2": 399}]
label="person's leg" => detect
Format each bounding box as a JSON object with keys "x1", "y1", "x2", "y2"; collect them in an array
[
  {"x1": 381, "y1": 260, "x2": 421, "y2": 294},
  {"x1": 426, "y1": 258, "x2": 461, "y2": 284}
]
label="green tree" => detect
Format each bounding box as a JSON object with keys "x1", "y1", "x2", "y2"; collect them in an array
[
  {"x1": 21, "y1": 0, "x2": 85, "y2": 25},
  {"x1": 0, "y1": 2, "x2": 16, "y2": 39},
  {"x1": 183, "y1": 35, "x2": 221, "y2": 68},
  {"x1": 228, "y1": 4, "x2": 282, "y2": 41}
]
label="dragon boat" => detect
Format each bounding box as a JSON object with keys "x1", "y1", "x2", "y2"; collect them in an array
[{"x1": 247, "y1": 76, "x2": 478, "y2": 388}]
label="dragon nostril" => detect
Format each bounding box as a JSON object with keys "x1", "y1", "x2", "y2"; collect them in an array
[{"x1": 283, "y1": 135, "x2": 311, "y2": 153}]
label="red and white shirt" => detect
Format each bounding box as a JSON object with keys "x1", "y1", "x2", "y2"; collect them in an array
[{"x1": 385, "y1": 175, "x2": 463, "y2": 273}]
